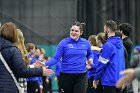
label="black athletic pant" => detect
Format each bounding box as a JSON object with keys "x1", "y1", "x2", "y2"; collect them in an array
[
  {"x1": 42, "y1": 76, "x2": 47, "y2": 93},
  {"x1": 57, "y1": 76, "x2": 61, "y2": 93},
  {"x1": 86, "y1": 76, "x2": 103, "y2": 93},
  {"x1": 27, "y1": 80, "x2": 39, "y2": 93},
  {"x1": 60, "y1": 72, "x2": 88, "y2": 93},
  {"x1": 46, "y1": 78, "x2": 52, "y2": 93},
  {"x1": 42, "y1": 76, "x2": 52, "y2": 93},
  {"x1": 103, "y1": 86, "x2": 122, "y2": 93}
]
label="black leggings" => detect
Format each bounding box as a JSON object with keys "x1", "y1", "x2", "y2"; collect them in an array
[
  {"x1": 27, "y1": 80, "x2": 39, "y2": 93},
  {"x1": 86, "y1": 76, "x2": 103, "y2": 93},
  {"x1": 60, "y1": 72, "x2": 88, "y2": 93},
  {"x1": 103, "y1": 86, "x2": 122, "y2": 93}
]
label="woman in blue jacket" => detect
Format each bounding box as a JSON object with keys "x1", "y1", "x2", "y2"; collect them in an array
[
  {"x1": 86, "y1": 35, "x2": 100, "y2": 93},
  {"x1": 0, "y1": 22, "x2": 54, "y2": 93},
  {"x1": 45, "y1": 21, "x2": 93, "y2": 93}
]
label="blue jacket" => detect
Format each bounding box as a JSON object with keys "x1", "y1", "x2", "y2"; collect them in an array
[
  {"x1": 27, "y1": 55, "x2": 39, "y2": 81},
  {"x1": 94, "y1": 36, "x2": 125, "y2": 86},
  {"x1": 46, "y1": 37, "x2": 93, "y2": 73},
  {"x1": 55, "y1": 60, "x2": 61, "y2": 77},
  {"x1": 87, "y1": 50, "x2": 100, "y2": 78},
  {"x1": 0, "y1": 37, "x2": 43, "y2": 93}
]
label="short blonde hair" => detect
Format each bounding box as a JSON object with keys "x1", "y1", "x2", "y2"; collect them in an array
[
  {"x1": 97, "y1": 32, "x2": 106, "y2": 44},
  {"x1": 88, "y1": 35, "x2": 97, "y2": 46},
  {"x1": 40, "y1": 48, "x2": 46, "y2": 54},
  {"x1": 26, "y1": 43, "x2": 35, "y2": 52}
]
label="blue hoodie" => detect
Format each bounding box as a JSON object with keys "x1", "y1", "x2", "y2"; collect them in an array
[
  {"x1": 94, "y1": 36, "x2": 125, "y2": 86},
  {"x1": 45, "y1": 37, "x2": 93, "y2": 73}
]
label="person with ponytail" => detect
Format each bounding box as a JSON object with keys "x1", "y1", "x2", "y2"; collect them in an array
[
  {"x1": 16, "y1": 29, "x2": 29, "y2": 66},
  {"x1": 44, "y1": 21, "x2": 93, "y2": 93},
  {"x1": 15, "y1": 29, "x2": 29, "y2": 93}
]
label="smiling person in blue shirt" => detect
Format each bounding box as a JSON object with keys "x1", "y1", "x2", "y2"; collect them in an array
[
  {"x1": 45, "y1": 21, "x2": 93, "y2": 93},
  {"x1": 93, "y1": 20, "x2": 125, "y2": 93}
]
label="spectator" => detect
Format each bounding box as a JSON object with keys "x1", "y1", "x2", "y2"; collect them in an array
[{"x1": 0, "y1": 22, "x2": 54, "y2": 93}]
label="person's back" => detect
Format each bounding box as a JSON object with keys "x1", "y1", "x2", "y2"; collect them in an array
[
  {"x1": 123, "y1": 37, "x2": 133, "y2": 64},
  {"x1": 0, "y1": 37, "x2": 19, "y2": 93},
  {"x1": 93, "y1": 20, "x2": 125, "y2": 93},
  {"x1": 100, "y1": 36, "x2": 125, "y2": 85}
]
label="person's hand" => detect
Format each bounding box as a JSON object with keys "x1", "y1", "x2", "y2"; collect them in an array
[
  {"x1": 93, "y1": 80, "x2": 99, "y2": 89},
  {"x1": 54, "y1": 77, "x2": 58, "y2": 81},
  {"x1": 116, "y1": 69, "x2": 136, "y2": 89},
  {"x1": 46, "y1": 78, "x2": 49, "y2": 84},
  {"x1": 86, "y1": 64, "x2": 92, "y2": 70},
  {"x1": 42, "y1": 67, "x2": 54, "y2": 76},
  {"x1": 40, "y1": 85, "x2": 43, "y2": 89},
  {"x1": 34, "y1": 61, "x2": 45, "y2": 67},
  {"x1": 87, "y1": 58, "x2": 93, "y2": 65}
]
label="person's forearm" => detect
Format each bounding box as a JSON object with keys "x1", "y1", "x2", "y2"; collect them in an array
[
  {"x1": 91, "y1": 46, "x2": 102, "y2": 52},
  {"x1": 45, "y1": 58, "x2": 58, "y2": 67}
]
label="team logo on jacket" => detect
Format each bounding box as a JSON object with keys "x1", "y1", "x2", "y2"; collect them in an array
[
  {"x1": 82, "y1": 45, "x2": 85, "y2": 47},
  {"x1": 69, "y1": 44, "x2": 74, "y2": 48}
]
